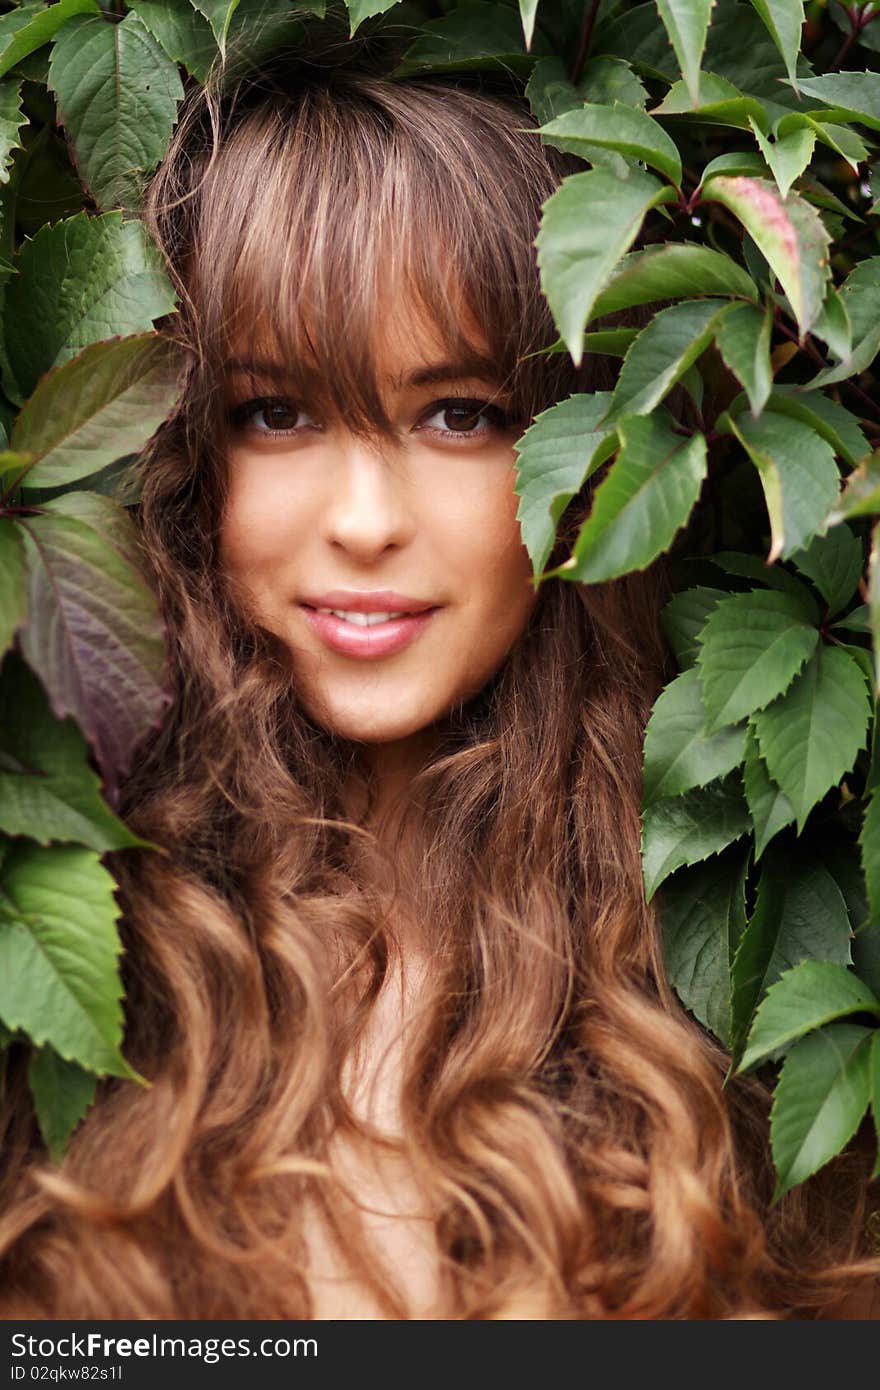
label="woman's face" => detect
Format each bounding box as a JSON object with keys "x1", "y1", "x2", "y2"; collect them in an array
[{"x1": 218, "y1": 294, "x2": 538, "y2": 751}]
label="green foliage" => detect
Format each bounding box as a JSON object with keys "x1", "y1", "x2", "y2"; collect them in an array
[{"x1": 0, "y1": 0, "x2": 878, "y2": 1195}]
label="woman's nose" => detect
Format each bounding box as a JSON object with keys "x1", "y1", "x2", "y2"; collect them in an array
[{"x1": 320, "y1": 434, "x2": 414, "y2": 560}]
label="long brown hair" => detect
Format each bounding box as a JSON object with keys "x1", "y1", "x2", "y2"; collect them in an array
[{"x1": 1, "y1": 54, "x2": 876, "y2": 1320}]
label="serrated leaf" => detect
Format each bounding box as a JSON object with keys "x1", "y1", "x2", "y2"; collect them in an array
[
  {"x1": 641, "y1": 773, "x2": 751, "y2": 902},
  {"x1": 48, "y1": 12, "x2": 184, "y2": 213},
  {"x1": 609, "y1": 299, "x2": 731, "y2": 419},
  {"x1": 660, "y1": 844, "x2": 749, "y2": 1046},
  {"x1": 513, "y1": 392, "x2": 617, "y2": 576},
  {"x1": 655, "y1": 0, "x2": 715, "y2": 106},
  {"x1": 654, "y1": 71, "x2": 769, "y2": 130},
  {"x1": 749, "y1": 116, "x2": 813, "y2": 198},
  {"x1": 748, "y1": 0, "x2": 804, "y2": 91},
  {"x1": 715, "y1": 302, "x2": 772, "y2": 417},
  {"x1": 391, "y1": 2, "x2": 544, "y2": 78},
  {"x1": 11, "y1": 335, "x2": 183, "y2": 489},
  {"x1": 590, "y1": 241, "x2": 757, "y2": 318},
  {"x1": 696, "y1": 588, "x2": 818, "y2": 732},
  {"x1": 0, "y1": 516, "x2": 26, "y2": 659},
  {"x1": 811, "y1": 286, "x2": 851, "y2": 363},
  {"x1": 861, "y1": 790, "x2": 880, "y2": 925},
  {"x1": 191, "y1": 0, "x2": 241, "y2": 52},
  {"x1": 346, "y1": 0, "x2": 400, "y2": 37},
  {"x1": 559, "y1": 414, "x2": 707, "y2": 583},
  {"x1": 770, "y1": 1022, "x2": 873, "y2": 1200},
  {"x1": 4, "y1": 211, "x2": 177, "y2": 402},
  {"x1": 751, "y1": 645, "x2": 871, "y2": 832},
  {"x1": 536, "y1": 167, "x2": 675, "y2": 366},
  {"x1": 764, "y1": 389, "x2": 868, "y2": 469},
  {"x1": 0, "y1": 651, "x2": 147, "y2": 851},
  {"x1": 788, "y1": 523, "x2": 863, "y2": 617},
  {"x1": 730, "y1": 847, "x2": 853, "y2": 1057},
  {"x1": 795, "y1": 72, "x2": 880, "y2": 131},
  {"x1": 16, "y1": 508, "x2": 170, "y2": 801},
  {"x1": 0, "y1": 76, "x2": 25, "y2": 185},
  {"x1": 806, "y1": 258, "x2": 880, "y2": 390},
  {"x1": 707, "y1": 551, "x2": 820, "y2": 615},
  {"x1": 742, "y1": 721, "x2": 795, "y2": 858},
  {"x1": 702, "y1": 176, "x2": 830, "y2": 338},
  {"x1": 28, "y1": 1045, "x2": 97, "y2": 1162},
  {"x1": 661, "y1": 585, "x2": 728, "y2": 670},
  {"x1": 643, "y1": 665, "x2": 748, "y2": 806},
  {"x1": 0, "y1": 841, "x2": 134, "y2": 1077},
  {"x1": 727, "y1": 410, "x2": 841, "y2": 563},
  {"x1": 0, "y1": 0, "x2": 99, "y2": 82},
  {"x1": 740, "y1": 960, "x2": 880, "y2": 1073},
  {"x1": 126, "y1": 0, "x2": 218, "y2": 81},
  {"x1": 536, "y1": 102, "x2": 681, "y2": 185}
]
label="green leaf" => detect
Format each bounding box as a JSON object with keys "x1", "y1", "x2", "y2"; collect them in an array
[
  {"x1": 125, "y1": 0, "x2": 218, "y2": 81},
  {"x1": 770, "y1": 1022, "x2": 873, "y2": 1200},
  {"x1": 862, "y1": 790, "x2": 880, "y2": 925},
  {"x1": 747, "y1": 0, "x2": 804, "y2": 92},
  {"x1": 655, "y1": 0, "x2": 714, "y2": 106},
  {"x1": 559, "y1": 414, "x2": 707, "y2": 583},
  {"x1": 654, "y1": 71, "x2": 769, "y2": 131},
  {"x1": 0, "y1": 516, "x2": 26, "y2": 660},
  {"x1": 0, "y1": 841, "x2": 134, "y2": 1078},
  {"x1": 590, "y1": 242, "x2": 757, "y2": 318},
  {"x1": 806, "y1": 258, "x2": 880, "y2": 391},
  {"x1": 696, "y1": 588, "x2": 818, "y2": 732},
  {"x1": 742, "y1": 721, "x2": 795, "y2": 858},
  {"x1": 730, "y1": 847, "x2": 854, "y2": 1058},
  {"x1": 661, "y1": 585, "x2": 728, "y2": 670},
  {"x1": 740, "y1": 960, "x2": 880, "y2": 1073},
  {"x1": 391, "y1": 2, "x2": 543, "y2": 78},
  {"x1": 660, "y1": 844, "x2": 749, "y2": 1047},
  {"x1": 751, "y1": 645, "x2": 871, "y2": 832},
  {"x1": 0, "y1": 0, "x2": 99, "y2": 82},
  {"x1": 48, "y1": 13, "x2": 184, "y2": 213},
  {"x1": 707, "y1": 550, "x2": 820, "y2": 615},
  {"x1": 0, "y1": 76, "x2": 25, "y2": 185},
  {"x1": 795, "y1": 72, "x2": 880, "y2": 132},
  {"x1": 763, "y1": 389, "x2": 868, "y2": 469},
  {"x1": 536, "y1": 167, "x2": 675, "y2": 366},
  {"x1": 643, "y1": 665, "x2": 748, "y2": 806},
  {"x1": 536, "y1": 102, "x2": 682, "y2": 185},
  {"x1": 4, "y1": 211, "x2": 177, "y2": 401},
  {"x1": 701, "y1": 149, "x2": 769, "y2": 182},
  {"x1": 513, "y1": 392, "x2": 617, "y2": 576},
  {"x1": 16, "y1": 507, "x2": 170, "y2": 800},
  {"x1": 788, "y1": 523, "x2": 863, "y2": 618},
  {"x1": 346, "y1": 0, "x2": 400, "y2": 37},
  {"x1": 641, "y1": 773, "x2": 751, "y2": 902},
  {"x1": 726, "y1": 411, "x2": 840, "y2": 563},
  {"x1": 11, "y1": 335, "x2": 183, "y2": 490},
  {"x1": 715, "y1": 302, "x2": 772, "y2": 417},
  {"x1": 830, "y1": 452, "x2": 880, "y2": 524},
  {"x1": 701, "y1": 176, "x2": 831, "y2": 338},
  {"x1": 517, "y1": 0, "x2": 538, "y2": 49},
  {"x1": 191, "y1": 0, "x2": 241, "y2": 53},
  {"x1": 811, "y1": 286, "x2": 852, "y2": 363},
  {"x1": 0, "y1": 651, "x2": 147, "y2": 851},
  {"x1": 609, "y1": 299, "x2": 732, "y2": 419},
  {"x1": 28, "y1": 1045, "x2": 97, "y2": 1163},
  {"x1": 870, "y1": 521, "x2": 880, "y2": 699},
  {"x1": 832, "y1": 604, "x2": 870, "y2": 634},
  {"x1": 748, "y1": 116, "x2": 813, "y2": 199}
]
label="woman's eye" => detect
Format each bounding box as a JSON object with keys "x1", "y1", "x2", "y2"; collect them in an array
[
  {"x1": 420, "y1": 398, "x2": 516, "y2": 439},
  {"x1": 229, "y1": 396, "x2": 313, "y2": 436}
]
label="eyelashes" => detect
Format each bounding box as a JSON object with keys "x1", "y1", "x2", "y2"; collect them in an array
[{"x1": 226, "y1": 394, "x2": 520, "y2": 441}]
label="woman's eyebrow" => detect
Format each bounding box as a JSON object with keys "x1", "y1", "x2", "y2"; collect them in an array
[{"x1": 391, "y1": 357, "x2": 503, "y2": 389}]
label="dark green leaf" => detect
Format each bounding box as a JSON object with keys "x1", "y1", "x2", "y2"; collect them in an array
[
  {"x1": 660, "y1": 844, "x2": 749, "y2": 1047},
  {"x1": 126, "y1": 0, "x2": 218, "y2": 81},
  {"x1": 751, "y1": 645, "x2": 871, "y2": 832},
  {"x1": 0, "y1": 0, "x2": 99, "y2": 82},
  {"x1": 742, "y1": 721, "x2": 795, "y2": 859},
  {"x1": 763, "y1": 389, "x2": 868, "y2": 469},
  {"x1": 747, "y1": 0, "x2": 804, "y2": 91},
  {"x1": 641, "y1": 773, "x2": 751, "y2": 902},
  {"x1": 696, "y1": 588, "x2": 819, "y2": 732},
  {"x1": 788, "y1": 523, "x2": 863, "y2": 617},
  {"x1": 536, "y1": 102, "x2": 681, "y2": 185},
  {"x1": 590, "y1": 242, "x2": 757, "y2": 318},
  {"x1": 28, "y1": 1045, "x2": 97, "y2": 1162},
  {"x1": 661, "y1": 585, "x2": 728, "y2": 670},
  {"x1": 609, "y1": 299, "x2": 732, "y2": 419},
  {"x1": 715, "y1": 302, "x2": 772, "y2": 417},
  {"x1": 643, "y1": 665, "x2": 748, "y2": 806},
  {"x1": 655, "y1": 0, "x2": 714, "y2": 105},
  {"x1": 795, "y1": 72, "x2": 880, "y2": 131},
  {"x1": 391, "y1": 1, "x2": 544, "y2": 77},
  {"x1": 726, "y1": 411, "x2": 841, "y2": 563},
  {"x1": 559, "y1": 414, "x2": 707, "y2": 583}
]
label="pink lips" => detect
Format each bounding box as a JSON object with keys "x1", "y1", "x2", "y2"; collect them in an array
[{"x1": 299, "y1": 590, "x2": 439, "y2": 660}]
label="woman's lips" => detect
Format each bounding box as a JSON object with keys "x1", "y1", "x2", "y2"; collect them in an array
[{"x1": 300, "y1": 605, "x2": 438, "y2": 658}]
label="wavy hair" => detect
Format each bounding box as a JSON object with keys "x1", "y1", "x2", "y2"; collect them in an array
[{"x1": 1, "y1": 50, "x2": 877, "y2": 1320}]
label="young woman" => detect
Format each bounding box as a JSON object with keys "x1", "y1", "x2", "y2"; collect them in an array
[{"x1": 0, "y1": 51, "x2": 877, "y2": 1320}]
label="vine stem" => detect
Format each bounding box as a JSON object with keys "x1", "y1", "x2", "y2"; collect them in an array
[{"x1": 571, "y1": 0, "x2": 601, "y2": 87}]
